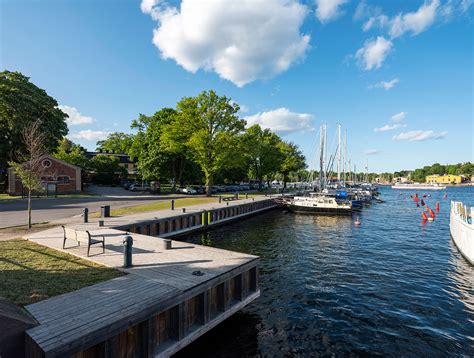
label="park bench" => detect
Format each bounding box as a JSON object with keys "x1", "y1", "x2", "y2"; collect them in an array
[
  {"x1": 62, "y1": 226, "x2": 106, "y2": 256},
  {"x1": 222, "y1": 196, "x2": 238, "y2": 202}
]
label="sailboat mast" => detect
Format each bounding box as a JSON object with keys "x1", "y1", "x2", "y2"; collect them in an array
[
  {"x1": 319, "y1": 123, "x2": 324, "y2": 190},
  {"x1": 343, "y1": 129, "x2": 347, "y2": 187},
  {"x1": 337, "y1": 123, "x2": 341, "y2": 184}
]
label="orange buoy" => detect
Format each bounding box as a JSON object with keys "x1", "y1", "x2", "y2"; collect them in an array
[
  {"x1": 422, "y1": 212, "x2": 428, "y2": 220},
  {"x1": 436, "y1": 202, "x2": 440, "y2": 212},
  {"x1": 429, "y1": 208, "x2": 435, "y2": 219}
]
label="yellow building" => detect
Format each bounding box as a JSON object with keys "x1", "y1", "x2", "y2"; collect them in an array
[{"x1": 426, "y1": 174, "x2": 465, "y2": 184}]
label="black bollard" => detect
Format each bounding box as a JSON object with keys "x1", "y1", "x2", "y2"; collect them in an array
[
  {"x1": 182, "y1": 208, "x2": 186, "y2": 213},
  {"x1": 163, "y1": 239, "x2": 172, "y2": 250},
  {"x1": 219, "y1": 196, "x2": 222, "y2": 203},
  {"x1": 83, "y1": 208, "x2": 89, "y2": 223},
  {"x1": 123, "y1": 235, "x2": 133, "y2": 268},
  {"x1": 171, "y1": 199, "x2": 175, "y2": 210},
  {"x1": 245, "y1": 193, "x2": 248, "y2": 199}
]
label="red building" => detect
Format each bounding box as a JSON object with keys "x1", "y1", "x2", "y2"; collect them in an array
[{"x1": 8, "y1": 155, "x2": 82, "y2": 196}]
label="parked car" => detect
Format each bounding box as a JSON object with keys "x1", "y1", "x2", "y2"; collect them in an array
[
  {"x1": 192, "y1": 186, "x2": 205, "y2": 194},
  {"x1": 129, "y1": 184, "x2": 151, "y2": 192},
  {"x1": 239, "y1": 184, "x2": 250, "y2": 191},
  {"x1": 183, "y1": 187, "x2": 197, "y2": 195},
  {"x1": 176, "y1": 187, "x2": 186, "y2": 193},
  {"x1": 123, "y1": 182, "x2": 134, "y2": 190}
]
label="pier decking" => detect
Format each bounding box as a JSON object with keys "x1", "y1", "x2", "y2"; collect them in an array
[{"x1": 23, "y1": 196, "x2": 275, "y2": 357}]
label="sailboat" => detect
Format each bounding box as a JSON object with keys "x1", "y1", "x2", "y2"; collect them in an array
[{"x1": 280, "y1": 123, "x2": 353, "y2": 215}]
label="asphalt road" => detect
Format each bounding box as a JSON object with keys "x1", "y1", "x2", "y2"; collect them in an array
[{"x1": 0, "y1": 194, "x2": 186, "y2": 229}]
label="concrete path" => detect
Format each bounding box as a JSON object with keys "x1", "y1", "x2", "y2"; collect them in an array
[{"x1": 0, "y1": 193, "x2": 193, "y2": 229}]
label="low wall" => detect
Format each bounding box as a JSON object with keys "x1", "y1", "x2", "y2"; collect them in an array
[
  {"x1": 450, "y1": 201, "x2": 474, "y2": 265},
  {"x1": 115, "y1": 198, "x2": 277, "y2": 238}
]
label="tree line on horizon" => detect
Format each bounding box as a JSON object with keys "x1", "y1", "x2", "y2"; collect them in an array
[{"x1": 0, "y1": 71, "x2": 307, "y2": 194}]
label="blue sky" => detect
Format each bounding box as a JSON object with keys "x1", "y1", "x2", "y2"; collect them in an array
[{"x1": 1, "y1": 0, "x2": 473, "y2": 172}]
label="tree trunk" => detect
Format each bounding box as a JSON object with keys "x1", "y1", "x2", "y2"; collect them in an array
[
  {"x1": 28, "y1": 187, "x2": 32, "y2": 229},
  {"x1": 177, "y1": 158, "x2": 186, "y2": 187},
  {"x1": 171, "y1": 160, "x2": 177, "y2": 190},
  {"x1": 205, "y1": 173, "x2": 213, "y2": 197},
  {"x1": 283, "y1": 174, "x2": 288, "y2": 189}
]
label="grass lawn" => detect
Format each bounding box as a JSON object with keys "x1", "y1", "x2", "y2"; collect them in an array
[
  {"x1": 0, "y1": 193, "x2": 21, "y2": 200},
  {"x1": 96, "y1": 197, "x2": 220, "y2": 217},
  {"x1": 0, "y1": 239, "x2": 123, "y2": 306}
]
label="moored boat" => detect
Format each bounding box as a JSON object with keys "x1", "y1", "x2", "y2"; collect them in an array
[
  {"x1": 450, "y1": 201, "x2": 474, "y2": 265},
  {"x1": 281, "y1": 192, "x2": 352, "y2": 215},
  {"x1": 391, "y1": 183, "x2": 446, "y2": 190}
]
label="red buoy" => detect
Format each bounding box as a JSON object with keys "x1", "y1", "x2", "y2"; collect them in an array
[
  {"x1": 436, "y1": 202, "x2": 440, "y2": 212},
  {"x1": 429, "y1": 209, "x2": 435, "y2": 219},
  {"x1": 421, "y1": 199, "x2": 425, "y2": 206},
  {"x1": 422, "y1": 212, "x2": 428, "y2": 220}
]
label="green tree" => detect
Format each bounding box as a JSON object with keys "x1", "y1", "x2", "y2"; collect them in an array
[
  {"x1": 130, "y1": 108, "x2": 197, "y2": 187},
  {"x1": 88, "y1": 155, "x2": 126, "y2": 185},
  {"x1": 8, "y1": 120, "x2": 47, "y2": 228},
  {"x1": 96, "y1": 132, "x2": 134, "y2": 154},
  {"x1": 173, "y1": 90, "x2": 245, "y2": 195},
  {"x1": 243, "y1": 125, "x2": 284, "y2": 190},
  {"x1": 278, "y1": 141, "x2": 306, "y2": 188},
  {"x1": 0, "y1": 71, "x2": 68, "y2": 180},
  {"x1": 54, "y1": 138, "x2": 87, "y2": 168}
]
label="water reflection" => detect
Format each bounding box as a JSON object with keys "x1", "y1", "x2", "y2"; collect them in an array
[{"x1": 178, "y1": 186, "x2": 474, "y2": 356}]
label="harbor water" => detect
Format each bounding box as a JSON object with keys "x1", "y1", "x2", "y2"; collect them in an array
[{"x1": 177, "y1": 186, "x2": 474, "y2": 356}]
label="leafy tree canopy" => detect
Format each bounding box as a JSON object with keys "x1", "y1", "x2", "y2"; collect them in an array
[
  {"x1": 96, "y1": 132, "x2": 135, "y2": 155},
  {"x1": 0, "y1": 70, "x2": 68, "y2": 175},
  {"x1": 54, "y1": 138, "x2": 87, "y2": 168}
]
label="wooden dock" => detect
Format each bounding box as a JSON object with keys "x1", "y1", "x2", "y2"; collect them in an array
[{"x1": 23, "y1": 197, "x2": 275, "y2": 357}]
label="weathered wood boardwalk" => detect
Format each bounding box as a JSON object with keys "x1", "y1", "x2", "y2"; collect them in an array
[{"x1": 23, "y1": 197, "x2": 274, "y2": 357}]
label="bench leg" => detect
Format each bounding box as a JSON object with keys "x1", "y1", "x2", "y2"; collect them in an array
[
  {"x1": 87, "y1": 244, "x2": 91, "y2": 257},
  {"x1": 63, "y1": 237, "x2": 66, "y2": 249},
  {"x1": 102, "y1": 239, "x2": 105, "y2": 254}
]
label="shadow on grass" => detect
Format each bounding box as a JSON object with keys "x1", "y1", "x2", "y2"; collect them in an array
[{"x1": 0, "y1": 239, "x2": 123, "y2": 306}]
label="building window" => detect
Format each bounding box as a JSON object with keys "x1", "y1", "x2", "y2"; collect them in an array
[
  {"x1": 57, "y1": 176, "x2": 70, "y2": 184},
  {"x1": 42, "y1": 159, "x2": 52, "y2": 168}
]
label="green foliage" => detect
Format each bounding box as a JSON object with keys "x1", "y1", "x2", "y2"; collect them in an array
[
  {"x1": 54, "y1": 138, "x2": 87, "y2": 168},
  {"x1": 0, "y1": 71, "x2": 68, "y2": 175},
  {"x1": 96, "y1": 132, "x2": 135, "y2": 154},
  {"x1": 278, "y1": 141, "x2": 306, "y2": 187},
  {"x1": 173, "y1": 90, "x2": 245, "y2": 193},
  {"x1": 8, "y1": 161, "x2": 44, "y2": 194},
  {"x1": 88, "y1": 155, "x2": 126, "y2": 184},
  {"x1": 243, "y1": 125, "x2": 284, "y2": 189},
  {"x1": 394, "y1": 162, "x2": 473, "y2": 182}
]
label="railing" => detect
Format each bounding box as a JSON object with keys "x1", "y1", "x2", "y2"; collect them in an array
[{"x1": 451, "y1": 201, "x2": 473, "y2": 226}]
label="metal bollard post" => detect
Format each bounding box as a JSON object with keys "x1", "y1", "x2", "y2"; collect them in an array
[
  {"x1": 171, "y1": 200, "x2": 175, "y2": 210},
  {"x1": 235, "y1": 193, "x2": 239, "y2": 200},
  {"x1": 182, "y1": 208, "x2": 186, "y2": 213},
  {"x1": 123, "y1": 235, "x2": 133, "y2": 268},
  {"x1": 98, "y1": 220, "x2": 104, "y2": 227},
  {"x1": 245, "y1": 193, "x2": 248, "y2": 199},
  {"x1": 227, "y1": 202, "x2": 229, "y2": 206},
  {"x1": 219, "y1": 196, "x2": 222, "y2": 203},
  {"x1": 83, "y1": 208, "x2": 89, "y2": 223},
  {"x1": 163, "y1": 239, "x2": 172, "y2": 250}
]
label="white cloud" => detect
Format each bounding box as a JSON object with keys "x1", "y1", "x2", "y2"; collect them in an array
[
  {"x1": 69, "y1": 130, "x2": 111, "y2": 141},
  {"x1": 392, "y1": 130, "x2": 447, "y2": 141},
  {"x1": 364, "y1": 149, "x2": 381, "y2": 155},
  {"x1": 244, "y1": 107, "x2": 314, "y2": 134},
  {"x1": 59, "y1": 105, "x2": 95, "y2": 126},
  {"x1": 391, "y1": 111, "x2": 407, "y2": 121},
  {"x1": 141, "y1": 0, "x2": 310, "y2": 87},
  {"x1": 374, "y1": 123, "x2": 406, "y2": 132},
  {"x1": 369, "y1": 78, "x2": 399, "y2": 90},
  {"x1": 315, "y1": 0, "x2": 348, "y2": 23},
  {"x1": 389, "y1": 0, "x2": 440, "y2": 38},
  {"x1": 355, "y1": 36, "x2": 393, "y2": 70}
]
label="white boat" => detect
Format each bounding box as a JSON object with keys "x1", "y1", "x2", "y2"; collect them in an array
[
  {"x1": 283, "y1": 192, "x2": 352, "y2": 215},
  {"x1": 450, "y1": 201, "x2": 474, "y2": 265},
  {"x1": 391, "y1": 183, "x2": 446, "y2": 190}
]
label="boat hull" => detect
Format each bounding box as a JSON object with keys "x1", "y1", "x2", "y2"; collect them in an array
[
  {"x1": 391, "y1": 185, "x2": 446, "y2": 190},
  {"x1": 286, "y1": 204, "x2": 352, "y2": 215}
]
